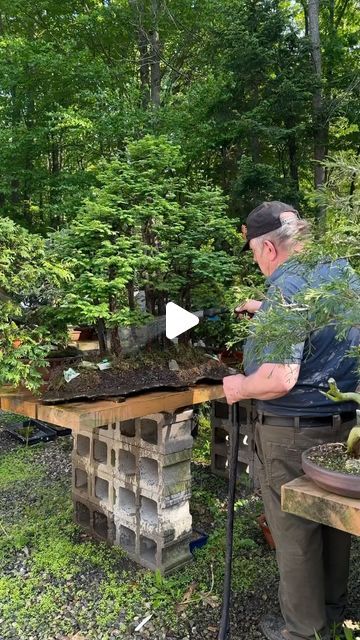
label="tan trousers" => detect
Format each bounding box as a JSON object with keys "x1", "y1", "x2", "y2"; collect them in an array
[{"x1": 254, "y1": 417, "x2": 354, "y2": 640}]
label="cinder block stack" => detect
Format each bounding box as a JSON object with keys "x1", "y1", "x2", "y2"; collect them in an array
[
  {"x1": 210, "y1": 398, "x2": 258, "y2": 487},
  {"x1": 72, "y1": 409, "x2": 194, "y2": 573}
]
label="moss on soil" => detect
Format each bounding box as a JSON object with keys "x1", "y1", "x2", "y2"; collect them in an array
[{"x1": 307, "y1": 443, "x2": 360, "y2": 475}]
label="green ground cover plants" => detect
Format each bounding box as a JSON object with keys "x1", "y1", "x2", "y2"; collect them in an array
[{"x1": 0, "y1": 416, "x2": 279, "y2": 640}]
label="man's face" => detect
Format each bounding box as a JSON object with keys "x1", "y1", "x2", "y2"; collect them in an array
[{"x1": 249, "y1": 238, "x2": 271, "y2": 276}]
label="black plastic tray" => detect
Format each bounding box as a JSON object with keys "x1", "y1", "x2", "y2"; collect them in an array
[{"x1": 5, "y1": 419, "x2": 58, "y2": 445}]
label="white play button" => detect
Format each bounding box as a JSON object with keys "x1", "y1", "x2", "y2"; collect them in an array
[{"x1": 166, "y1": 302, "x2": 199, "y2": 339}]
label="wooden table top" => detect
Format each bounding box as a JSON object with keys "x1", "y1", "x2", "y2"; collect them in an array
[
  {"x1": 282, "y1": 475, "x2": 360, "y2": 537},
  {"x1": 0, "y1": 384, "x2": 225, "y2": 430}
]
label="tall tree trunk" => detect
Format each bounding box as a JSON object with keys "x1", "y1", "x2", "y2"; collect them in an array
[
  {"x1": 150, "y1": 0, "x2": 161, "y2": 107},
  {"x1": 129, "y1": 0, "x2": 151, "y2": 108},
  {"x1": 287, "y1": 127, "x2": 299, "y2": 193},
  {"x1": 308, "y1": 0, "x2": 326, "y2": 192},
  {"x1": 139, "y1": 29, "x2": 150, "y2": 109}
]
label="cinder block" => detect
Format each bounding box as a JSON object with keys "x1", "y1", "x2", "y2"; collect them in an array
[
  {"x1": 74, "y1": 432, "x2": 91, "y2": 459},
  {"x1": 211, "y1": 398, "x2": 253, "y2": 430},
  {"x1": 73, "y1": 497, "x2": 115, "y2": 544},
  {"x1": 137, "y1": 533, "x2": 192, "y2": 574},
  {"x1": 139, "y1": 498, "x2": 191, "y2": 542},
  {"x1": 116, "y1": 523, "x2": 137, "y2": 555},
  {"x1": 139, "y1": 412, "x2": 193, "y2": 454},
  {"x1": 112, "y1": 441, "x2": 137, "y2": 486},
  {"x1": 161, "y1": 536, "x2": 192, "y2": 574},
  {"x1": 90, "y1": 469, "x2": 114, "y2": 511},
  {"x1": 139, "y1": 449, "x2": 191, "y2": 506},
  {"x1": 72, "y1": 406, "x2": 196, "y2": 573},
  {"x1": 72, "y1": 459, "x2": 91, "y2": 500},
  {"x1": 114, "y1": 483, "x2": 138, "y2": 528},
  {"x1": 210, "y1": 400, "x2": 257, "y2": 488},
  {"x1": 113, "y1": 418, "x2": 137, "y2": 444}
]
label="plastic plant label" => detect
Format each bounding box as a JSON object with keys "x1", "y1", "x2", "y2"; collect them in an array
[{"x1": 64, "y1": 368, "x2": 81, "y2": 383}]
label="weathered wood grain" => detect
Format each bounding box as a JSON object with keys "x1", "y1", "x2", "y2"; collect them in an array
[
  {"x1": 282, "y1": 476, "x2": 360, "y2": 536},
  {"x1": 0, "y1": 384, "x2": 225, "y2": 430}
]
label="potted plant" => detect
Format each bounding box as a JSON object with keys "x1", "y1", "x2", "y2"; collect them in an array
[{"x1": 301, "y1": 379, "x2": 360, "y2": 499}]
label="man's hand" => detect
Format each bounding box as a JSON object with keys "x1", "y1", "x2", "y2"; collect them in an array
[
  {"x1": 235, "y1": 299, "x2": 262, "y2": 315},
  {"x1": 223, "y1": 373, "x2": 246, "y2": 405}
]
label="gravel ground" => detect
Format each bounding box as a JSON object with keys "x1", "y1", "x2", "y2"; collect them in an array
[{"x1": 0, "y1": 425, "x2": 359, "y2": 640}]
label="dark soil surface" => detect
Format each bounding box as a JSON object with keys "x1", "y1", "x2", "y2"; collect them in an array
[
  {"x1": 43, "y1": 348, "x2": 233, "y2": 404},
  {"x1": 307, "y1": 442, "x2": 360, "y2": 475}
]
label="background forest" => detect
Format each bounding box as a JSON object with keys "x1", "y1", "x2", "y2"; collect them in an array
[
  {"x1": 0, "y1": 0, "x2": 360, "y2": 389},
  {"x1": 1, "y1": 0, "x2": 359, "y2": 231}
]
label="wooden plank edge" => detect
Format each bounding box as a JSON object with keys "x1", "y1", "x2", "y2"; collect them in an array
[
  {"x1": 37, "y1": 384, "x2": 225, "y2": 430},
  {"x1": 281, "y1": 479, "x2": 360, "y2": 537}
]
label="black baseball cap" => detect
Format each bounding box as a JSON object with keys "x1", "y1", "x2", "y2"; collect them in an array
[{"x1": 241, "y1": 201, "x2": 299, "y2": 251}]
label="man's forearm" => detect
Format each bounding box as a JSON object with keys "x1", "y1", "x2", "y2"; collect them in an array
[
  {"x1": 239, "y1": 368, "x2": 293, "y2": 400},
  {"x1": 223, "y1": 363, "x2": 300, "y2": 404}
]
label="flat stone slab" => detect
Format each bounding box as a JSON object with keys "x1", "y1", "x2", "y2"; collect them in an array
[{"x1": 281, "y1": 475, "x2": 360, "y2": 536}]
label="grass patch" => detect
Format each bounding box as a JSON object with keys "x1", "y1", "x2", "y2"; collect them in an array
[{"x1": 0, "y1": 446, "x2": 44, "y2": 490}]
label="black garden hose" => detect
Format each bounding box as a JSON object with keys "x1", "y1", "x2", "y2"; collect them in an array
[{"x1": 218, "y1": 402, "x2": 240, "y2": 640}]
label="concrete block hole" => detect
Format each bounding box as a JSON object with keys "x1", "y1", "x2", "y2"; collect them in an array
[
  {"x1": 119, "y1": 525, "x2": 136, "y2": 554},
  {"x1": 140, "y1": 535, "x2": 157, "y2": 564},
  {"x1": 214, "y1": 401, "x2": 229, "y2": 420},
  {"x1": 75, "y1": 468, "x2": 88, "y2": 491},
  {"x1": 214, "y1": 427, "x2": 229, "y2": 444},
  {"x1": 93, "y1": 510, "x2": 108, "y2": 540},
  {"x1": 140, "y1": 418, "x2": 158, "y2": 445},
  {"x1": 77, "y1": 435, "x2": 90, "y2": 457},
  {"x1": 93, "y1": 440, "x2": 107, "y2": 463},
  {"x1": 120, "y1": 419, "x2": 136, "y2": 438},
  {"x1": 140, "y1": 496, "x2": 158, "y2": 526},
  {"x1": 75, "y1": 501, "x2": 90, "y2": 527},
  {"x1": 118, "y1": 450, "x2": 136, "y2": 476},
  {"x1": 139, "y1": 457, "x2": 159, "y2": 486},
  {"x1": 119, "y1": 487, "x2": 136, "y2": 515},
  {"x1": 95, "y1": 476, "x2": 109, "y2": 501},
  {"x1": 214, "y1": 454, "x2": 228, "y2": 471}
]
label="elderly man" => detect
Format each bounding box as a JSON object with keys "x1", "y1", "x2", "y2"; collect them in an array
[{"x1": 223, "y1": 201, "x2": 359, "y2": 640}]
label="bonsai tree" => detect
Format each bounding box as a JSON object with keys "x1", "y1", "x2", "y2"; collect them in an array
[
  {"x1": 0, "y1": 217, "x2": 71, "y2": 390},
  {"x1": 323, "y1": 379, "x2": 360, "y2": 459},
  {"x1": 53, "y1": 135, "x2": 238, "y2": 356}
]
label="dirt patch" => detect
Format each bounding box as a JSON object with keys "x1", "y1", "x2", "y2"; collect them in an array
[{"x1": 43, "y1": 346, "x2": 235, "y2": 404}]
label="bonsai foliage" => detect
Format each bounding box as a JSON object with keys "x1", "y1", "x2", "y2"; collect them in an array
[
  {"x1": 0, "y1": 218, "x2": 71, "y2": 390},
  {"x1": 53, "y1": 135, "x2": 239, "y2": 355},
  {"x1": 322, "y1": 379, "x2": 360, "y2": 459}
]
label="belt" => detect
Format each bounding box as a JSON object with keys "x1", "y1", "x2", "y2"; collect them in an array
[{"x1": 257, "y1": 411, "x2": 356, "y2": 428}]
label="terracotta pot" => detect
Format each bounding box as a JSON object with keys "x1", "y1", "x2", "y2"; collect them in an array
[
  {"x1": 302, "y1": 444, "x2": 360, "y2": 499},
  {"x1": 68, "y1": 330, "x2": 81, "y2": 342},
  {"x1": 12, "y1": 339, "x2": 22, "y2": 348},
  {"x1": 257, "y1": 513, "x2": 276, "y2": 549},
  {"x1": 218, "y1": 350, "x2": 243, "y2": 366}
]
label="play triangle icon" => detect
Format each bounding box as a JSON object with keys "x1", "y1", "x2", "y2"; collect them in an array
[{"x1": 166, "y1": 302, "x2": 199, "y2": 339}]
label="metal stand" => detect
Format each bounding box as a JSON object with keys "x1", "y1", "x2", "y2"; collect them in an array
[{"x1": 218, "y1": 402, "x2": 240, "y2": 640}]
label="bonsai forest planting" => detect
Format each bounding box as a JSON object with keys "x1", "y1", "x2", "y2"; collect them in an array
[{"x1": 0, "y1": 137, "x2": 244, "y2": 401}]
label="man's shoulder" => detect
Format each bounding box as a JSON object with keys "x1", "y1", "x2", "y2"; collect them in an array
[{"x1": 268, "y1": 257, "x2": 359, "y2": 300}]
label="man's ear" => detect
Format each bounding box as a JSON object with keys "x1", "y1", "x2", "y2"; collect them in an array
[{"x1": 263, "y1": 239, "x2": 277, "y2": 260}]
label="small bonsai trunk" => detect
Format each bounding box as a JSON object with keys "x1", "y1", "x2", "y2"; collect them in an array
[
  {"x1": 110, "y1": 326, "x2": 122, "y2": 356},
  {"x1": 96, "y1": 318, "x2": 108, "y2": 357}
]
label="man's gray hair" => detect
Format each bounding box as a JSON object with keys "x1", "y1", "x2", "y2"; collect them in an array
[{"x1": 252, "y1": 211, "x2": 311, "y2": 252}]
